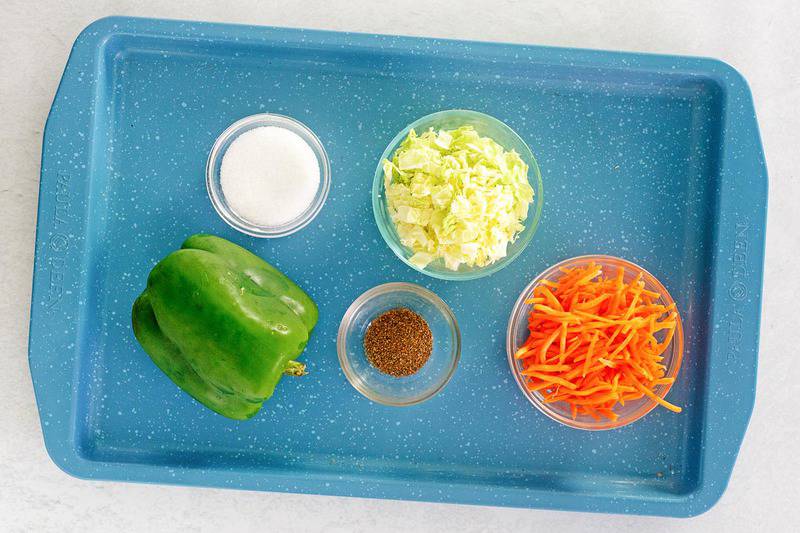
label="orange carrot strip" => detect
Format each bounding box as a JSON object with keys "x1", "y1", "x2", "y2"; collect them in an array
[
  {"x1": 538, "y1": 286, "x2": 563, "y2": 311},
  {"x1": 523, "y1": 372, "x2": 578, "y2": 389},
  {"x1": 653, "y1": 377, "x2": 675, "y2": 385},
  {"x1": 527, "y1": 381, "x2": 553, "y2": 392},
  {"x1": 557, "y1": 384, "x2": 612, "y2": 397},
  {"x1": 535, "y1": 328, "x2": 560, "y2": 362},
  {"x1": 583, "y1": 331, "x2": 599, "y2": 377},
  {"x1": 523, "y1": 364, "x2": 572, "y2": 372},
  {"x1": 608, "y1": 329, "x2": 637, "y2": 358},
  {"x1": 524, "y1": 297, "x2": 546, "y2": 305},
  {"x1": 532, "y1": 304, "x2": 575, "y2": 318},
  {"x1": 572, "y1": 310, "x2": 619, "y2": 324},
  {"x1": 573, "y1": 293, "x2": 611, "y2": 311},
  {"x1": 627, "y1": 374, "x2": 682, "y2": 413},
  {"x1": 598, "y1": 408, "x2": 619, "y2": 422},
  {"x1": 514, "y1": 345, "x2": 533, "y2": 359},
  {"x1": 554, "y1": 392, "x2": 618, "y2": 406},
  {"x1": 559, "y1": 322, "x2": 568, "y2": 357}
]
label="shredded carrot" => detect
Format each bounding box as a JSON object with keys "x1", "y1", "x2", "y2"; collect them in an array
[{"x1": 516, "y1": 262, "x2": 681, "y2": 421}]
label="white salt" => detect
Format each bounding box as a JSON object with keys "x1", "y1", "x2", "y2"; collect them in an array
[{"x1": 220, "y1": 126, "x2": 320, "y2": 226}]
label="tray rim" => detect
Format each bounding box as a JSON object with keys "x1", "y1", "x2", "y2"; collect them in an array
[{"x1": 28, "y1": 15, "x2": 768, "y2": 517}]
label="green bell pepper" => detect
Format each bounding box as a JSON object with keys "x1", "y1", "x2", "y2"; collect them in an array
[{"x1": 131, "y1": 234, "x2": 318, "y2": 420}]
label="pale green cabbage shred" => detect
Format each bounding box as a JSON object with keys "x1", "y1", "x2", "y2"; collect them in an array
[{"x1": 384, "y1": 125, "x2": 534, "y2": 271}]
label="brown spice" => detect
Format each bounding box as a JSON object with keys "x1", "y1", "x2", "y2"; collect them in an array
[{"x1": 363, "y1": 307, "x2": 433, "y2": 377}]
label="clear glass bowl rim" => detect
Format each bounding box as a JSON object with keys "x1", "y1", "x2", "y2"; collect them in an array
[
  {"x1": 505, "y1": 254, "x2": 685, "y2": 430},
  {"x1": 206, "y1": 113, "x2": 331, "y2": 238},
  {"x1": 337, "y1": 282, "x2": 462, "y2": 406},
  {"x1": 371, "y1": 109, "x2": 544, "y2": 280}
]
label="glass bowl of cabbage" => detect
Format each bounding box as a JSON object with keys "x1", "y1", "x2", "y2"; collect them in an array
[{"x1": 373, "y1": 109, "x2": 543, "y2": 281}]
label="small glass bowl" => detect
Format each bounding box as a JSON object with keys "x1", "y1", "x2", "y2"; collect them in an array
[
  {"x1": 206, "y1": 113, "x2": 331, "y2": 238},
  {"x1": 506, "y1": 255, "x2": 684, "y2": 430},
  {"x1": 337, "y1": 282, "x2": 461, "y2": 406},
  {"x1": 372, "y1": 109, "x2": 544, "y2": 281}
]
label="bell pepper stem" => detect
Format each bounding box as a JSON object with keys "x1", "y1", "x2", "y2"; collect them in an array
[{"x1": 283, "y1": 360, "x2": 307, "y2": 376}]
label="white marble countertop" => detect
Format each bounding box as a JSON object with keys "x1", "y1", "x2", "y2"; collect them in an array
[{"x1": 2, "y1": 1, "x2": 798, "y2": 530}]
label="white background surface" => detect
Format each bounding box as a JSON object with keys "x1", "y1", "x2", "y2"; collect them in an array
[{"x1": 1, "y1": 1, "x2": 798, "y2": 531}]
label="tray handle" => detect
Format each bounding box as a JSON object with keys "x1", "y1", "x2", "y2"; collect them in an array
[
  {"x1": 693, "y1": 60, "x2": 768, "y2": 513},
  {"x1": 28, "y1": 17, "x2": 122, "y2": 474}
]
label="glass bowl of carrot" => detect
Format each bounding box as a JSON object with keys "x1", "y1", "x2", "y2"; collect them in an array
[{"x1": 506, "y1": 255, "x2": 684, "y2": 430}]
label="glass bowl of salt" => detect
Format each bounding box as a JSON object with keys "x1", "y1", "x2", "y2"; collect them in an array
[{"x1": 206, "y1": 113, "x2": 331, "y2": 238}]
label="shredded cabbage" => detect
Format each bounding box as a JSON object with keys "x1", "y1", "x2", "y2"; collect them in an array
[{"x1": 384, "y1": 126, "x2": 534, "y2": 271}]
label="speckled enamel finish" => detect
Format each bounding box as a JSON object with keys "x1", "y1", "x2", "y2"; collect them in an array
[{"x1": 29, "y1": 16, "x2": 767, "y2": 517}]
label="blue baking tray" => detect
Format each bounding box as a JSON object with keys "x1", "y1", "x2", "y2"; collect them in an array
[{"x1": 29, "y1": 16, "x2": 767, "y2": 517}]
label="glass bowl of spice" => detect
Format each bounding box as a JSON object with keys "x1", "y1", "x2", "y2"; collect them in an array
[
  {"x1": 337, "y1": 282, "x2": 461, "y2": 406},
  {"x1": 206, "y1": 113, "x2": 331, "y2": 238}
]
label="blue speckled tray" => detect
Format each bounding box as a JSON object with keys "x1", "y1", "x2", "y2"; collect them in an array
[{"x1": 30, "y1": 16, "x2": 767, "y2": 517}]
